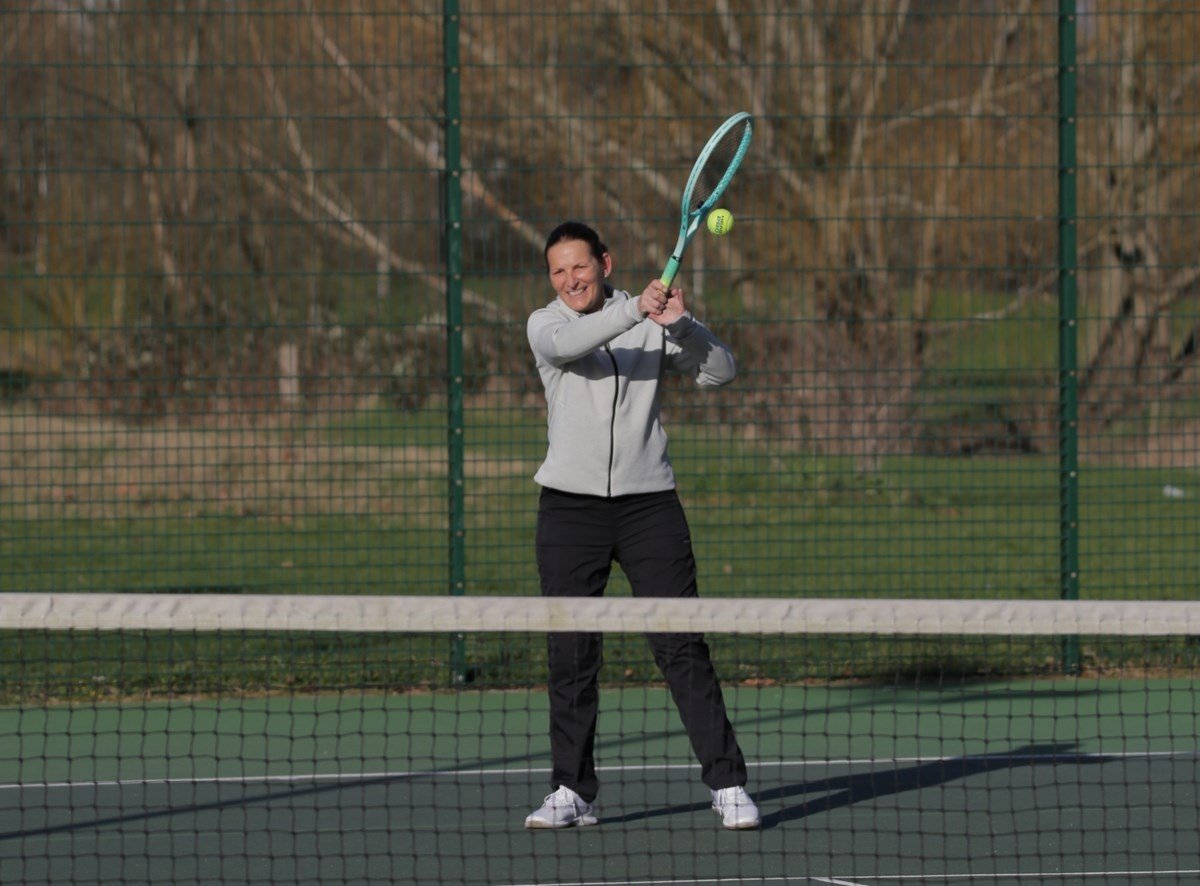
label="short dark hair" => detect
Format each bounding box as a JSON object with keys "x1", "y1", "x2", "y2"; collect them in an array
[{"x1": 544, "y1": 221, "x2": 608, "y2": 270}]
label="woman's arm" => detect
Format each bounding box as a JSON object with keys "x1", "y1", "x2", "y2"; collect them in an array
[{"x1": 527, "y1": 293, "x2": 645, "y2": 366}]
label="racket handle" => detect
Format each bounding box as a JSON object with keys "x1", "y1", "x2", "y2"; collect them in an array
[{"x1": 660, "y1": 257, "x2": 680, "y2": 288}]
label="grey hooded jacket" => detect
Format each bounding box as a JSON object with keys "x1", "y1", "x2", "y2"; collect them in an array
[{"x1": 526, "y1": 287, "x2": 737, "y2": 497}]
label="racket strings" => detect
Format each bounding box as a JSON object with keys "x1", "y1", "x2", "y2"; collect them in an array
[{"x1": 691, "y1": 119, "x2": 752, "y2": 210}]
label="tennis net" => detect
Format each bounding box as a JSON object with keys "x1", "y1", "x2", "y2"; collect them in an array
[{"x1": 2, "y1": 593, "x2": 1198, "y2": 885}]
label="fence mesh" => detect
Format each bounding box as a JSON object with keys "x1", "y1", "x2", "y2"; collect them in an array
[
  {"x1": 3, "y1": 6, "x2": 1200, "y2": 600},
  {"x1": 5, "y1": 3, "x2": 1200, "y2": 882}
]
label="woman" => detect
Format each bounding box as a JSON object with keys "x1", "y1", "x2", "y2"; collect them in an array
[{"x1": 523, "y1": 220, "x2": 759, "y2": 830}]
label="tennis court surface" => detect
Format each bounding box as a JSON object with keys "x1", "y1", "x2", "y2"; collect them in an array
[{"x1": 2, "y1": 594, "x2": 1198, "y2": 885}]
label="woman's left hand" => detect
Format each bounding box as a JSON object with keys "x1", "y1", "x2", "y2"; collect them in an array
[{"x1": 649, "y1": 285, "x2": 687, "y2": 326}]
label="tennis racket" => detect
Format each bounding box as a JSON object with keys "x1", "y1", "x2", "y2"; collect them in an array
[{"x1": 660, "y1": 112, "x2": 753, "y2": 288}]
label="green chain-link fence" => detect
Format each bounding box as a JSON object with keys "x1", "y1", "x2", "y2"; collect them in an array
[{"x1": 3, "y1": 2, "x2": 1199, "y2": 619}]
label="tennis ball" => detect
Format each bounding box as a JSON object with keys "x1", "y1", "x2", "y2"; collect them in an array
[{"x1": 707, "y1": 208, "x2": 734, "y2": 236}]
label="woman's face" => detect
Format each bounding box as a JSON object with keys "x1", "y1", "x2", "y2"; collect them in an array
[{"x1": 546, "y1": 239, "x2": 612, "y2": 315}]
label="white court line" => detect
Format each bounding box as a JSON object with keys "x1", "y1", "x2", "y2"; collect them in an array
[
  {"x1": 508, "y1": 874, "x2": 1200, "y2": 886},
  {"x1": 2, "y1": 749, "x2": 1196, "y2": 792},
  {"x1": 508, "y1": 873, "x2": 1200, "y2": 878},
  {"x1": 807, "y1": 875, "x2": 1200, "y2": 883}
]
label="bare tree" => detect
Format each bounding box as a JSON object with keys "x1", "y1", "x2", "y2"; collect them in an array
[
  {"x1": 3, "y1": 0, "x2": 1197, "y2": 440},
  {"x1": 1075, "y1": 3, "x2": 1200, "y2": 438}
]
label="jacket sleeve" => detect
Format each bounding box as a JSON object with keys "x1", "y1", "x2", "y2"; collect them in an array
[
  {"x1": 527, "y1": 295, "x2": 645, "y2": 366},
  {"x1": 663, "y1": 313, "x2": 738, "y2": 386}
]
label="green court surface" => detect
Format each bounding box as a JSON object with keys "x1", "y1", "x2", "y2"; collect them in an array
[{"x1": 2, "y1": 680, "x2": 1198, "y2": 885}]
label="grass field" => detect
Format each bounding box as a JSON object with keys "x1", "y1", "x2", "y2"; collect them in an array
[
  {"x1": 4, "y1": 401, "x2": 1199, "y2": 600},
  {"x1": 4, "y1": 400, "x2": 1200, "y2": 701}
]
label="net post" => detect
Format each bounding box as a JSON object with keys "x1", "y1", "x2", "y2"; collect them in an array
[
  {"x1": 1057, "y1": 0, "x2": 1081, "y2": 675},
  {"x1": 443, "y1": 0, "x2": 468, "y2": 684}
]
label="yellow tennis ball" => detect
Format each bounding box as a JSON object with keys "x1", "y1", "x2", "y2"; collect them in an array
[{"x1": 707, "y1": 208, "x2": 734, "y2": 236}]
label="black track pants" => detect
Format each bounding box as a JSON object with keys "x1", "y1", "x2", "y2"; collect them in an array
[{"x1": 535, "y1": 487, "x2": 748, "y2": 802}]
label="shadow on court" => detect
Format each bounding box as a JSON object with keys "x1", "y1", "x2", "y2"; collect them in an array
[
  {"x1": 0, "y1": 774, "x2": 405, "y2": 843},
  {"x1": 2, "y1": 742, "x2": 1111, "y2": 842},
  {"x1": 601, "y1": 742, "x2": 1113, "y2": 829}
]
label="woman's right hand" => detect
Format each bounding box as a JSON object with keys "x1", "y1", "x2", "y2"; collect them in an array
[{"x1": 637, "y1": 280, "x2": 669, "y2": 317}]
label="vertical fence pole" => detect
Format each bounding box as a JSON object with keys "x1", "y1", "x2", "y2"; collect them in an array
[
  {"x1": 1058, "y1": 0, "x2": 1081, "y2": 673},
  {"x1": 443, "y1": 0, "x2": 467, "y2": 682}
]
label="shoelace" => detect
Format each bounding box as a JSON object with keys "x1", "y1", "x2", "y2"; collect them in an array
[{"x1": 545, "y1": 787, "x2": 578, "y2": 808}]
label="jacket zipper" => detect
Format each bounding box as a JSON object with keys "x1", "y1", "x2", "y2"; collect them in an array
[{"x1": 604, "y1": 344, "x2": 619, "y2": 497}]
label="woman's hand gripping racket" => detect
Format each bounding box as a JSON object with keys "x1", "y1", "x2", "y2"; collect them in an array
[{"x1": 659, "y1": 112, "x2": 753, "y2": 288}]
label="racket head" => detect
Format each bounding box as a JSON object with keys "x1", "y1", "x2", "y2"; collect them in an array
[
  {"x1": 680, "y1": 112, "x2": 753, "y2": 229},
  {"x1": 661, "y1": 112, "x2": 753, "y2": 286}
]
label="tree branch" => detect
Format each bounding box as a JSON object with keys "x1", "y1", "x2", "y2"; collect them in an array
[
  {"x1": 910, "y1": 0, "x2": 1032, "y2": 358},
  {"x1": 303, "y1": 0, "x2": 545, "y2": 253},
  {"x1": 223, "y1": 135, "x2": 507, "y2": 323}
]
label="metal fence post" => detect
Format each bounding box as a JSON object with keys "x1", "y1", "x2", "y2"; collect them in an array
[
  {"x1": 1058, "y1": 0, "x2": 1081, "y2": 673},
  {"x1": 443, "y1": 0, "x2": 467, "y2": 683}
]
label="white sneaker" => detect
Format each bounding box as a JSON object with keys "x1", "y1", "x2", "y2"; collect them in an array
[
  {"x1": 524, "y1": 785, "x2": 598, "y2": 829},
  {"x1": 711, "y1": 786, "x2": 760, "y2": 829}
]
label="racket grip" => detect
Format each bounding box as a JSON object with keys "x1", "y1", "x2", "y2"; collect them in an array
[{"x1": 660, "y1": 257, "x2": 680, "y2": 288}]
